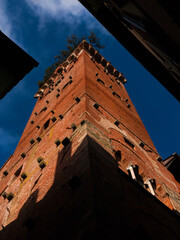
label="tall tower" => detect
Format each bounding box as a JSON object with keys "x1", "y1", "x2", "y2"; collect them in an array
[{"x1": 0, "y1": 41, "x2": 179, "y2": 240}]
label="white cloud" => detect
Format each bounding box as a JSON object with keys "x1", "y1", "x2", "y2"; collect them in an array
[
  {"x1": 25, "y1": 0, "x2": 91, "y2": 29},
  {"x1": 0, "y1": 0, "x2": 13, "y2": 38},
  {"x1": 0, "y1": 0, "x2": 25, "y2": 48}
]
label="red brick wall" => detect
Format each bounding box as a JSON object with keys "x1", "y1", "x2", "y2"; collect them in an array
[{"x1": 0, "y1": 43, "x2": 179, "y2": 239}]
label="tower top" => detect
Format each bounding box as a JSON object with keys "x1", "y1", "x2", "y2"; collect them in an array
[{"x1": 35, "y1": 40, "x2": 127, "y2": 98}]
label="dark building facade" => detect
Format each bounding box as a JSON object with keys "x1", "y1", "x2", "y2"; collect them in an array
[
  {"x1": 0, "y1": 31, "x2": 38, "y2": 99},
  {"x1": 78, "y1": 0, "x2": 180, "y2": 101},
  {"x1": 0, "y1": 41, "x2": 179, "y2": 240}
]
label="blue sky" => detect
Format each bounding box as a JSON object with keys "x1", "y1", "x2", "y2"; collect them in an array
[{"x1": 0, "y1": 0, "x2": 179, "y2": 167}]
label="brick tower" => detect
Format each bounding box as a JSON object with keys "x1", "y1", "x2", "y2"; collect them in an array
[{"x1": 0, "y1": 41, "x2": 179, "y2": 240}]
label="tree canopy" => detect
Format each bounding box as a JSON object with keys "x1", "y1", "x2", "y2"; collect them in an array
[{"x1": 37, "y1": 31, "x2": 105, "y2": 88}]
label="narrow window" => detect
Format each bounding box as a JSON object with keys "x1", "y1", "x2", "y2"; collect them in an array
[
  {"x1": 30, "y1": 139, "x2": 35, "y2": 145},
  {"x1": 94, "y1": 102, "x2": 99, "y2": 109},
  {"x1": 2, "y1": 192, "x2": 7, "y2": 199},
  {"x1": 51, "y1": 117, "x2": 57, "y2": 123},
  {"x1": 37, "y1": 156, "x2": 43, "y2": 163},
  {"x1": 40, "y1": 107, "x2": 47, "y2": 114},
  {"x1": 43, "y1": 119, "x2": 50, "y2": 130},
  {"x1": 97, "y1": 78, "x2": 105, "y2": 85},
  {"x1": 71, "y1": 123, "x2": 77, "y2": 131},
  {"x1": 21, "y1": 173, "x2": 27, "y2": 180},
  {"x1": 62, "y1": 137, "x2": 70, "y2": 147},
  {"x1": 7, "y1": 193, "x2": 14, "y2": 202},
  {"x1": 114, "y1": 120, "x2": 120, "y2": 126},
  {"x1": 14, "y1": 166, "x2": 23, "y2": 177},
  {"x1": 55, "y1": 139, "x2": 61, "y2": 147},
  {"x1": 75, "y1": 97, "x2": 80, "y2": 103},
  {"x1": 139, "y1": 141, "x2": 145, "y2": 148},
  {"x1": 3, "y1": 170, "x2": 8, "y2": 177},
  {"x1": 21, "y1": 153, "x2": 26, "y2": 159},
  {"x1": 80, "y1": 120, "x2": 85, "y2": 126},
  {"x1": 59, "y1": 114, "x2": 63, "y2": 120},
  {"x1": 112, "y1": 91, "x2": 121, "y2": 99},
  {"x1": 36, "y1": 136, "x2": 42, "y2": 142},
  {"x1": 39, "y1": 161, "x2": 46, "y2": 170},
  {"x1": 156, "y1": 156, "x2": 162, "y2": 162},
  {"x1": 124, "y1": 137, "x2": 134, "y2": 149}
]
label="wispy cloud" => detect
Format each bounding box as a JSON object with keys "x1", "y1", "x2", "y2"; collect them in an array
[
  {"x1": 0, "y1": 0, "x2": 25, "y2": 49},
  {"x1": 25, "y1": 0, "x2": 92, "y2": 29},
  {"x1": 0, "y1": 0, "x2": 13, "y2": 38}
]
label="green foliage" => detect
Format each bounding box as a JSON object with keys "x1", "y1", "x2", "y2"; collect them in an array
[{"x1": 38, "y1": 31, "x2": 105, "y2": 88}]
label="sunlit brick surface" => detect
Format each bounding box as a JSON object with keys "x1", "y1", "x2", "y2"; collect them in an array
[{"x1": 0, "y1": 41, "x2": 179, "y2": 240}]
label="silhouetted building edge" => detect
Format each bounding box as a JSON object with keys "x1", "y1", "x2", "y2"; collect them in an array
[{"x1": 0, "y1": 31, "x2": 39, "y2": 99}]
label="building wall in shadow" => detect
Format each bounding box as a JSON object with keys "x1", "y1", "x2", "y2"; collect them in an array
[{"x1": 0, "y1": 134, "x2": 179, "y2": 240}]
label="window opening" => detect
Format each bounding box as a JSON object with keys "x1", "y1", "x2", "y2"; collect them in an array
[
  {"x1": 62, "y1": 137, "x2": 70, "y2": 147},
  {"x1": 75, "y1": 97, "x2": 80, "y2": 103},
  {"x1": 21, "y1": 173, "x2": 27, "y2": 181},
  {"x1": 14, "y1": 166, "x2": 23, "y2": 177},
  {"x1": 124, "y1": 137, "x2": 134, "y2": 149},
  {"x1": 3, "y1": 170, "x2": 8, "y2": 177},
  {"x1": 39, "y1": 161, "x2": 46, "y2": 170},
  {"x1": 97, "y1": 78, "x2": 105, "y2": 85},
  {"x1": 37, "y1": 156, "x2": 43, "y2": 163},
  {"x1": 59, "y1": 114, "x2": 64, "y2": 120},
  {"x1": 36, "y1": 136, "x2": 42, "y2": 142},
  {"x1": 30, "y1": 139, "x2": 35, "y2": 145},
  {"x1": 51, "y1": 117, "x2": 57, "y2": 123},
  {"x1": 112, "y1": 91, "x2": 121, "y2": 99},
  {"x1": 71, "y1": 123, "x2": 77, "y2": 131},
  {"x1": 114, "y1": 120, "x2": 120, "y2": 126},
  {"x1": 43, "y1": 119, "x2": 50, "y2": 130},
  {"x1": 21, "y1": 153, "x2": 26, "y2": 159},
  {"x1": 40, "y1": 106, "x2": 47, "y2": 114},
  {"x1": 7, "y1": 193, "x2": 14, "y2": 202},
  {"x1": 139, "y1": 141, "x2": 145, "y2": 148},
  {"x1": 94, "y1": 102, "x2": 99, "y2": 109},
  {"x1": 55, "y1": 139, "x2": 61, "y2": 147},
  {"x1": 2, "y1": 191, "x2": 7, "y2": 199}
]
